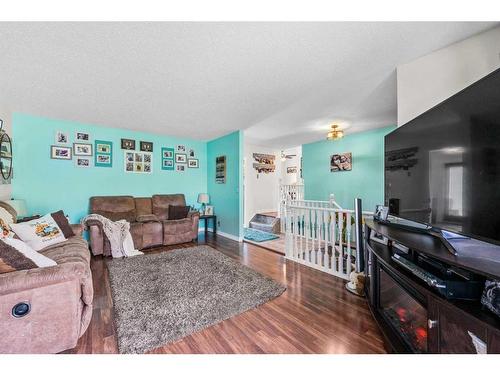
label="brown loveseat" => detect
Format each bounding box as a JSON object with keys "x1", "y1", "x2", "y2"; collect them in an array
[
  {"x1": 88, "y1": 194, "x2": 200, "y2": 256},
  {"x1": 0, "y1": 225, "x2": 93, "y2": 353}
]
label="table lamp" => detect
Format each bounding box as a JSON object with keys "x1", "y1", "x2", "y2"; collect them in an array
[
  {"x1": 4, "y1": 199, "x2": 28, "y2": 219},
  {"x1": 197, "y1": 193, "x2": 209, "y2": 214}
]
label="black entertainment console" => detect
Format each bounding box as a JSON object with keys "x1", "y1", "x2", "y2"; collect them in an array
[{"x1": 364, "y1": 219, "x2": 500, "y2": 354}]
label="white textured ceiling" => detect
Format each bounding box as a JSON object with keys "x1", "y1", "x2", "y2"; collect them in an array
[{"x1": 0, "y1": 22, "x2": 497, "y2": 147}]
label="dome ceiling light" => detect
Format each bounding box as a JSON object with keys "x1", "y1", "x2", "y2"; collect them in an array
[{"x1": 327, "y1": 124, "x2": 344, "y2": 140}]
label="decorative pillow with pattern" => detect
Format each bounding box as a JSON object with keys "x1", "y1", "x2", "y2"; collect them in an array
[{"x1": 10, "y1": 214, "x2": 67, "y2": 251}]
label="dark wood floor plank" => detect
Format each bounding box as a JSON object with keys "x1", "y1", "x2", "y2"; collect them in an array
[{"x1": 64, "y1": 233, "x2": 385, "y2": 354}]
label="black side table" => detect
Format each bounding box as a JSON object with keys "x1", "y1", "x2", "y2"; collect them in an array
[{"x1": 200, "y1": 215, "x2": 217, "y2": 235}]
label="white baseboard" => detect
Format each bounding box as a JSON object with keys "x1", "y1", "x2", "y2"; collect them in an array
[{"x1": 198, "y1": 228, "x2": 242, "y2": 242}]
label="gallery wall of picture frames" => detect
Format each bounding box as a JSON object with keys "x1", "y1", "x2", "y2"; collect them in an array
[{"x1": 50, "y1": 131, "x2": 200, "y2": 175}]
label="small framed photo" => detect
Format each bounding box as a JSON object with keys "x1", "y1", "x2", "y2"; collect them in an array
[
  {"x1": 73, "y1": 143, "x2": 93, "y2": 156},
  {"x1": 135, "y1": 163, "x2": 143, "y2": 172},
  {"x1": 135, "y1": 153, "x2": 143, "y2": 163},
  {"x1": 125, "y1": 152, "x2": 134, "y2": 162},
  {"x1": 144, "y1": 163, "x2": 152, "y2": 173},
  {"x1": 76, "y1": 132, "x2": 90, "y2": 141},
  {"x1": 204, "y1": 205, "x2": 214, "y2": 216},
  {"x1": 121, "y1": 138, "x2": 135, "y2": 150},
  {"x1": 144, "y1": 154, "x2": 152, "y2": 163},
  {"x1": 162, "y1": 159, "x2": 174, "y2": 170},
  {"x1": 175, "y1": 153, "x2": 187, "y2": 163},
  {"x1": 140, "y1": 141, "x2": 153, "y2": 152},
  {"x1": 369, "y1": 230, "x2": 388, "y2": 245},
  {"x1": 189, "y1": 149, "x2": 195, "y2": 158},
  {"x1": 96, "y1": 154, "x2": 111, "y2": 164},
  {"x1": 96, "y1": 142, "x2": 111, "y2": 154},
  {"x1": 55, "y1": 131, "x2": 69, "y2": 144},
  {"x1": 162, "y1": 147, "x2": 174, "y2": 159},
  {"x1": 51, "y1": 146, "x2": 72, "y2": 160},
  {"x1": 125, "y1": 162, "x2": 134, "y2": 172},
  {"x1": 188, "y1": 158, "x2": 199, "y2": 168},
  {"x1": 176, "y1": 145, "x2": 186, "y2": 153},
  {"x1": 176, "y1": 164, "x2": 185, "y2": 172},
  {"x1": 374, "y1": 205, "x2": 389, "y2": 221},
  {"x1": 76, "y1": 157, "x2": 91, "y2": 168}
]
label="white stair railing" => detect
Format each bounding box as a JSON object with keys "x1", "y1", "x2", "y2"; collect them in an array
[
  {"x1": 284, "y1": 200, "x2": 372, "y2": 280},
  {"x1": 278, "y1": 184, "x2": 304, "y2": 232}
]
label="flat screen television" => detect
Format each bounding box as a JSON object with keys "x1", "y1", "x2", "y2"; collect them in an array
[{"x1": 385, "y1": 68, "x2": 500, "y2": 245}]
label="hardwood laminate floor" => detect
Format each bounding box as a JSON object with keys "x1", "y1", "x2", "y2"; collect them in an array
[{"x1": 64, "y1": 233, "x2": 386, "y2": 354}]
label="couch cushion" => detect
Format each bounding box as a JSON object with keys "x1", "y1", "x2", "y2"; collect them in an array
[
  {"x1": 40, "y1": 236, "x2": 90, "y2": 266},
  {"x1": 135, "y1": 197, "x2": 152, "y2": 217},
  {"x1": 10, "y1": 214, "x2": 67, "y2": 251},
  {"x1": 136, "y1": 214, "x2": 160, "y2": 223},
  {"x1": 51, "y1": 210, "x2": 75, "y2": 238},
  {"x1": 152, "y1": 194, "x2": 186, "y2": 221},
  {"x1": 90, "y1": 196, "x2": 136, "y2": 222}
]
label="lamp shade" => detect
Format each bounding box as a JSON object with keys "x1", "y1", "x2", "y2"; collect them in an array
[
  {"x1": 197, "y1": 193, "x2": 209, "y2": 204},
  {"x1": 4, "y1": 199, "x2": 28, "y2": 218}
]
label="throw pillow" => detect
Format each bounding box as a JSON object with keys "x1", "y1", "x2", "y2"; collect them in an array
[
  {"x1": 51, "y1": 210, "x2": 75, "y2": 238},
  {"x1": 168, "y1": 205, "x2": 190, "y2": 220},
  {"x1": 0, "y1": 238, "x2": 56, "y2": 274},
  {"x1": 10, "y1": 214, "x2": 67, "y2": 251},
  {"x1": 0, "y1": 206, "x2": 15, "y2": 239}
]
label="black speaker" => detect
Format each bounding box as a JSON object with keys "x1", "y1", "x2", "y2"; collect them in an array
[{"x1": 12, "y1": 302, "x2": 30, "y2": 318}]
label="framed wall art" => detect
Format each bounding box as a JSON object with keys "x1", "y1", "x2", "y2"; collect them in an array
[
  {"x1": 73, "y1": 143, "x2": 93, "y2": 156},
  {"x1": 76, "y1": 132, "x2": 90, "y2": 141},
  {"x1": 121, "y1": 138, "x2": 135, "y2": 150},
  {"x1": 124, "y1": 151, "x2": 152, "y2": 174},
  {"x1": 75, "y1": 157, "x2": 91, "y2": 168},
  {"x1": 330, "y1": 152, "x2": 352, "y2": 172},
  {"x1": 175, "y1": 153, "x2": 187, "y2": 163},
  {"x1": 140, "y1": 141, "x2": 153, "y2": 152},
  {"x1": 51, "y1": 146, "x2": 72, "y2": 160},
  {"x1": 215, "y1": 155, "x2": 226, "y2": 184},
  {"x1": 188, "y1": 158, "x2": 199, "y2": 168},
  {"x1": 95, "y1": 140, "x2": 113, "y2": 167},
  {"x1": 55, "y1": 131, "x2": 69, "y2": 144},
  {"x1": 161, "y1": 147, "x2": 175, "y2": 170}
]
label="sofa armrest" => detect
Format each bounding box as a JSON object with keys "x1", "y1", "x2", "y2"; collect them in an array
[
  {"x1": 188, "y1": 210, "x2": 200, "y2": 219},
  {"x1": 0, "y1": 262, "x2": 86, "y2": 297}
]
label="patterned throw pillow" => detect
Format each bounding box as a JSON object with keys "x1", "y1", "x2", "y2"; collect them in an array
[
  {"x1": 0, "y1": 238, "x2": 56, "y2": 274},
  {"x1": 10, "y1": 214, "x2": 67, "y2": 251},
  {"x1": 0, "y1": 206, "x2": 15, "y2": 239}
]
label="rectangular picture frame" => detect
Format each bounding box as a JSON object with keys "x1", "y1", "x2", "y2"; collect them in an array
[
  {"x1": 121, "y1": 138, "x2": 135, "y2": 150},
  {"x1": 175, "y1": 153, "x2": 187, "y2": 163},
  {"x1": 75, "y1": 157, "x2": 91, "y2": 168},
  {"x1": 75, "y1": 132, "x2": 90, "y2": 142},
  {"x1": 140, "y1": 141, "x2": 153, "y2": 152},
  {"x1": 162, "y1": 159, "x2": 174, "y2": 171},
  {"x1": 55, "y1": 131, "x2": 69, "y2": 144},
  {"x1": 73, "y1": 142, "x2": 93, "y2": 156},
  {"x1": 162, "y1": 147, "x2": 174, "y2": 159},
  {"x1": 95, "y1": 140, "x2": 113, "y2": 167},
  {"x1": 188, "y1": 158, "x2": 199, "y2": 168},
  {"x1": 124, "y1": 151, "x2": 153, "y2": 174},
  {"x1": 51, "y1": 145, "x2": 72, "y2": 160}
]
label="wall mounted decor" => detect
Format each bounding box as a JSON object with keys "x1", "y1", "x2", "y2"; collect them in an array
[
  {"x1": 140, "y1": 141, "x2": 153, "y2": 152},
  {"x1": 95, "y1": 140, "x2": 112, "y2": 167},
  {"x1": 162, "y1": 147, "x2": 174, "y2": 159},
  {"x1": 73, "y1": 143, "x2": 93, "y2": 156},
  {"x1": 161, "y1": 147, "x2": 174, "y2": 170},
  {"x1": 55, "y1": 131, "x2": 69, "y2": 144},
  {"x1": 252, "y1": 152, "x2": 275, "y2": 174},
  {"x1": 215, "y1": 155, "x2": 226, "y2": 184},
  {"x1": 75, "y1": 157, "x2": 91, "y2": 168},
  {"x1": 176, "y1": 164, "x2": 185, "y2": 172},
  {"x1": 76, "y1": 132, "x2": 90, "y2": 141},
  {"x1": 0, "y1": 132, "x2": 13, "y2": 180},
  {"x1": 330, "y1": 152, "x2": 352, "y2": 172},
  {"x1": 162, "y1": 159, "x2": 174, "y2": 171},
  {"x1": 121, "y1": 138, "x2": 135, "y2": 150},
  {"x1": 175, "y1": 153, "x2": 187, "y2": 163},
  {"x1": 188, "y1": 158, "x2": 199, "y2": 168},
  {"x1": 189, "y1": 149, "x2": 195, "y2": 158},
  {"x1": 176, "y1": 145, "x2": 186, "y2": 153},
  {"x1": 51, "y1": 145, "x2": 72, "y2": 160},
  {"x1": 287, "y1": 166, "x2": 297, "y2": 174},
  {"x1": 124, "y1": 151, "x2": 152, "y2": 174}
]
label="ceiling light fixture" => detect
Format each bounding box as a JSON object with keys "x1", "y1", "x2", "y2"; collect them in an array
[{"x1": 326, "y1": 124, "x2": 344, "y2": 140}]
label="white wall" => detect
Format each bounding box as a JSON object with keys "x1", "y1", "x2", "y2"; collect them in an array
[
  {"x1": 397, "y1": 26, "x2": 500, "y2": 126},
  {"x1": 0, "y1": 109, "x2": 12, "y2": 200},
  {"x1": 243, "y1": 143, "x2": 281, "y2": 226}
]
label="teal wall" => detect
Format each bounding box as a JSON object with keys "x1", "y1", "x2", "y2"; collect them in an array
[
  {"x1": 12, "y1": 113, "x2": 207, "y2": 223},
  {"x1": 207, "y1": 131, "x2": 243, "y2": 238},
  {"x1": 303, "y1": 126, "x2": 395, "y2": 210}
]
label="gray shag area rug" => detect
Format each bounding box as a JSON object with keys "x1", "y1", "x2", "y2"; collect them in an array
[{"x1": 106, "y1": 245, "x2": 286, "y2": 354}]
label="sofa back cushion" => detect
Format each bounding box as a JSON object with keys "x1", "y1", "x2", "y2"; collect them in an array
[
  {"x1": 168, "y1": 205, "x2": 190, "y2": 220},
  {"x1": 134, "y1": 197, "x2": 152, "y2": 216},
  {"x1": 90, "y1": 196, "x2": 136, "y2": 222},
  {"x1": 152, "y1": 194, "x2": 186, "y2": 220}
]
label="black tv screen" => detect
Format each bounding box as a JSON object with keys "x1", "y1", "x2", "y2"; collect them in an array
[{"x1": 385, "y1": 68, "x2": 500, "y2": 244}]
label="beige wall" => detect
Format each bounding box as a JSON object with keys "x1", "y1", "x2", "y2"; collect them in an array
[{"x1": 397, "y1": 26, "x2": 500, "y2": 126}]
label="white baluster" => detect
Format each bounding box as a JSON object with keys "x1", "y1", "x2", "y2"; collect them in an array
[
  {"x1": 338, "y1": 211, "x2": 344, "y2": 276},
  {"x1": 346, "y1": 212, "x2": 352, "y2": 277}
]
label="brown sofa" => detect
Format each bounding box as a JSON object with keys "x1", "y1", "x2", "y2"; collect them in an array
[
  {"x1": 88, "y1": 194, "x2": 200, "y2": 256},
  {"x1": 0, "y1": 225, "x2": 93, "y2": 353}
]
